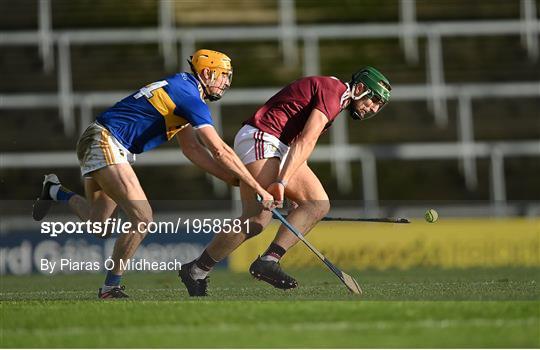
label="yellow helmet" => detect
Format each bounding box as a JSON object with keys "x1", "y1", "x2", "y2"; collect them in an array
[{"x1": 189, "y1": 49, "x2": 233, "y2": 101}]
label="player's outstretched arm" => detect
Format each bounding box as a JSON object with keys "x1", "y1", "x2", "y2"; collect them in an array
[
  {"x1": 272, "y1": 108, "x2": 328, "y2": 197},
  {"x1": 195, "y1": 126, "x2": 276, "y2": 210},
  {"x1": 176, "y1": 126, "x2": 239, "y2": 186}
]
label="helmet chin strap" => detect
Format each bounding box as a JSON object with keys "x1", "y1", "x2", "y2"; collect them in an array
[
  {"x1": 348, "y1": 84, "x2": 372, "y2": 120},
  {"x1": 196, "y1": 71, "x2": 223, "y2": 101},
  {"x1": 350, "y1": 83, "x2": 372, "y2": 101}
]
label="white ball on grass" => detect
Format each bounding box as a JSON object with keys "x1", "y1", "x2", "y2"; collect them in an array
[{"x1": 424, "y1": 209, "x2": 439, "y2": 223}]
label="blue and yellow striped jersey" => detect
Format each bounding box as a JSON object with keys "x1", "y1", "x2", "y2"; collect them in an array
[{"x1": 97, "y1": 73, "x2": 213, "y2": 154}]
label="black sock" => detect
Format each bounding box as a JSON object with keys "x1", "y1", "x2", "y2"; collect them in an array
[
  {"x1": 195, "y1": 249, "x2": 218, "y2": 271},
  {"x1": 262, "y1": 242, "x2": 287, "y2": 261}
]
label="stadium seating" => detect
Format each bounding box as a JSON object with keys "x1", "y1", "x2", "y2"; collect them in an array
[{"x1": 0, "y1": 0, "x2": 538, "y2": 204}]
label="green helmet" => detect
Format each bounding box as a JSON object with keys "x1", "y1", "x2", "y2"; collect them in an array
[{"x1": 349, "y1": 66, "x2": 391, "y2": 120}]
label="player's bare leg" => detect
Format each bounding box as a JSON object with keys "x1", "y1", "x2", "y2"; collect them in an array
[
  {"x1": 90, "y1": 163, "x2": 153, "y2": 298},
  {"x1": 32, "y1": 175, "x2": 117, "y2": 223},
  {"x1": 207, "y1": 158, "x2": 280, "y2": 259},
  {"x1": 31, "y1": 166, "x2": 149, "y2": 298},
  {"x1": 250, "y1": 163, "x2": 330, "y2": 289},
  {"x1": 180, "y1": 158, "x2": 279, "y2": 296},
  {"x1": 33, "y1": 175, "x2": 118, "y2": 234},
  {"x1": 271, "y1": 163, "x2": 330, "y2": 249},
  {"x1": 65, "y1": 177, "x2": 118, "y2": 222},
  {"x1": 91, "y1": 164, "x2": 152, "y2": 270}
]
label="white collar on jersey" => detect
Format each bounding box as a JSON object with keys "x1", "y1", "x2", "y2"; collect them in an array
[{"x1": 340, "y1": 83, "x2": 352, "y2": 110}]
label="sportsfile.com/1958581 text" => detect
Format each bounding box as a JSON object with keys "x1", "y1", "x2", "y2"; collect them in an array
[{"x1": 40, "y1": 218, "x2": 250, "y2": 237}]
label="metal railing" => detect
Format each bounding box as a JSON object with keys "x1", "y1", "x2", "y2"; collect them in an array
[
  {"x1": 2, "y1": 81, "x2": 539, "y2": 193},
  {"x1": 2, "y1": 140, "x2": 539, "y2": 216},
  {"x1": 1, "y1": 1, "x2": 538, "y2": 136},
  {"x1": 1, "y1": 0, "x2": 539, "y2": 209}
]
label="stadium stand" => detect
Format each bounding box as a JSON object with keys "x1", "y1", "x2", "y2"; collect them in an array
[{"x1": 0, "y1": 0, "x2": 538, "y2": 215}]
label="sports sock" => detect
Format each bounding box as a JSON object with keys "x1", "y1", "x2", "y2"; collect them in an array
[
  {"x1": 102, "y1": 271, "x2": 122, "y2": 292},
  {"x1": 49, "y1": 184, "x2": 60, "y2": 201},
  {"x1": 190, "y1": 263, "x2": 210, "y2": 280},
  {"x1": 260, "y1": 242, "x2": 287, "y2": 263},
  {"x1": 49, "y1": 184, "x2": 75, "y2": 202},
  {"x1": 190, "y1": 250, "x2": 218, "y2": 280}
]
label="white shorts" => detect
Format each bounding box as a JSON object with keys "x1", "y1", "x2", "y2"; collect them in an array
[
  {"x1": 76, "y1": 122, "x2": 136, "y2": 177},
  {"x1": 234, "y1": 124, "x2": 289, "y2": 165}
]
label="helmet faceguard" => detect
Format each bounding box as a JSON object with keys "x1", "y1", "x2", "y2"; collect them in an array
[
  {"x1": 348, "y1": 66, "x2": 391, "y2": 120},
  {"x1": 188, "y1": 49, "x2": 233, "y2": 101}
]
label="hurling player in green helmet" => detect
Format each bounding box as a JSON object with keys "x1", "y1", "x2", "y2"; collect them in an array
[
  {"x1": 348, "y1": 66, "x2": 392, "y2": 121},
  {"x1": 180, "y1": 66, "x2": 391, "y2": 296}
]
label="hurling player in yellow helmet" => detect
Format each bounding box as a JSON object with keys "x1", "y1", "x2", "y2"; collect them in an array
[
  {"x1": 189, "y1": 49, "x2": 233, "y2": 101},
  {"x1": 32, "y1": 48, "x2": 275, "y2": 299}
]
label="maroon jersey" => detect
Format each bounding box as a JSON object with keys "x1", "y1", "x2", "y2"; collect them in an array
[{"x1": 244, "y1": 76, "x2": 349, "y2": 145}]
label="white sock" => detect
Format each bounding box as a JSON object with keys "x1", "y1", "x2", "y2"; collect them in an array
[
  {"x1": 49, "y1": 184, "x2": 61, "y2": 201},
  {"x1": 260, "y1": 254, "x2": 280, "y2": 263},
  {"x1": 189, "y1": 263, "x2": 210, "y2": 280}
]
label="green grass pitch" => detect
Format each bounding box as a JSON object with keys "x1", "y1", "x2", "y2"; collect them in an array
[{"x1": 1, "y1": 267, "x2": 539, "y2": 348}]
